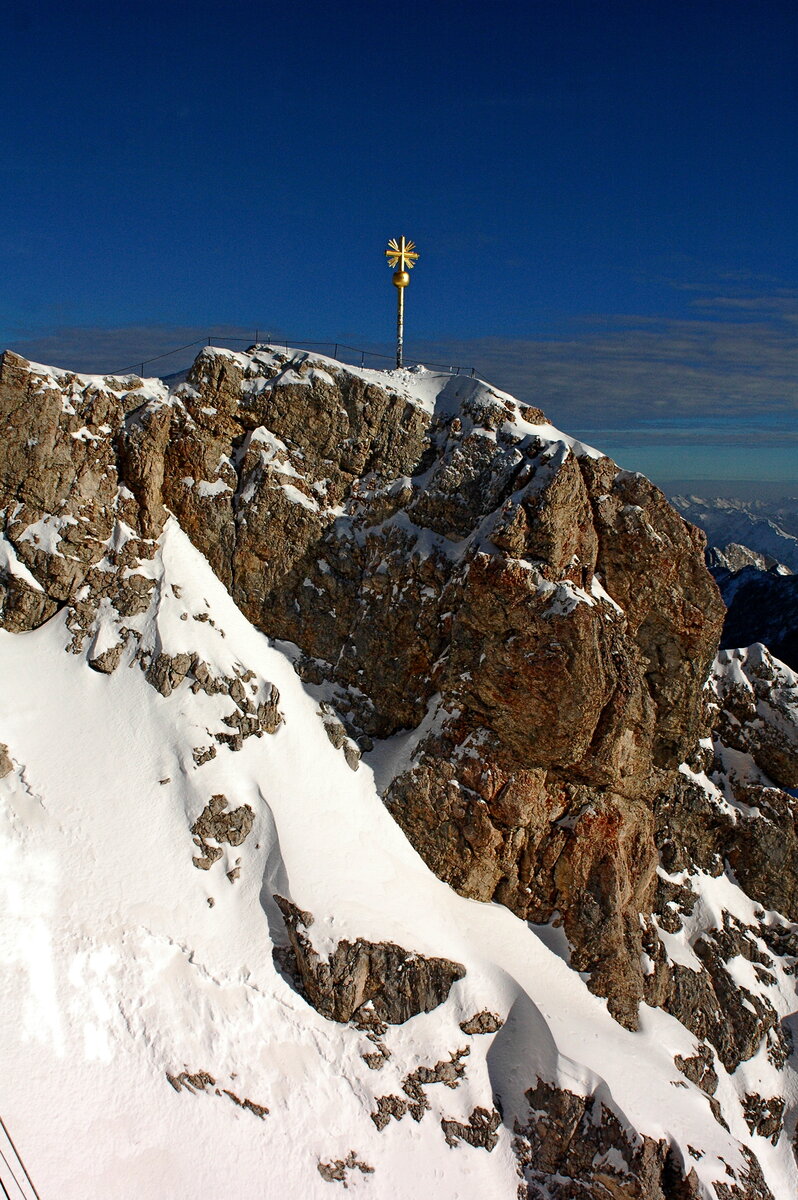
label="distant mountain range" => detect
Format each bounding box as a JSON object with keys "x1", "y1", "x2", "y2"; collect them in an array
[
  {"x1": 670, "y1": 493, "x2": 798, "y2": 572},
  {"x1": 672, "y1": 493, "x2": 798, "y2": 670}
]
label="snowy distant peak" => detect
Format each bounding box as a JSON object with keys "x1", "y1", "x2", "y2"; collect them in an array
[
  {"x1": 673, "y1": 493, "x2": 798, "y2": 574},
  {"x1": 707, "y1": 542, "x2": 793, "y2": 575}
]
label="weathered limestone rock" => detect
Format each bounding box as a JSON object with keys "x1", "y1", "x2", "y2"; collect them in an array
[
  {"x1": 0, "y1": 351, "x2": 162, "y2": 627},
  {"x1": 384, "y1": 719, "x2": 661, "y2": 1026},
  {"x1": 580, "y1": 460, "x2": 721, "y2": 768},
  {"x1": 727, "y1": 788, "x2": 798, "y2": 921},
  {"x1": 711, "y1": 645, "x2": 798, "y2": 789},
  {"x1": 274, "y1": 896, "x2": 465, "y2": 1025},
  {"x1": 317, "y1": 1151, "x2": 374, "y2": 1185},
  {"x1": 371, "y1": 1047, "x2": 470, "y2": 1129},
  {"x1": 459, "y1": 1010, "x2": 504, "y2": 1035},
  {"x1": 644, "y1": 644, "x2": 798, "y2": 1076},
  {"x1": 512, "y1": 1080, "x2": 770, "y2": 1200},
  {"x1": 142, "y1": 651, "x2": 282, "y2": 748},
  {"x1": 87, "y1": 642, "x2": 124, "y2": 674},
  {"x1": 440, "y1": 1106, "x2": 500, "y2": 1150},
  {"x1": 674, "y1": 1043, "x2": 718, "y2": 1097},
  {"x1": 0, "y1": 572, "x2": 57, "y2": 633},
  {"x1": 741, "y1": 1094, "x2": 785, "y2": 1145},
  {"x1": 318, "y1": 703, "x2": 361, "y2": 770},
  {"x1": 4, "y1": 343, "x2": 798, "y2": 1193},
  {"x1": 191, "y1": 794, "x2": 254, "y2": 870}
]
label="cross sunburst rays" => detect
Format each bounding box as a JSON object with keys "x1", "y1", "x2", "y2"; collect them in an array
[{"x1": 385, "y1": 236, "x2": 419, "y2": 271}]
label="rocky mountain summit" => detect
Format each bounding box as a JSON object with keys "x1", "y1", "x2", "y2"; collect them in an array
[{"x1": 1, "y1": 345, "x2": 798, "y2": 1199}]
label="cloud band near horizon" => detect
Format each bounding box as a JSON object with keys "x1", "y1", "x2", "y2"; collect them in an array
[{"x1": 4, "y1": 295, "x2": 797, "y2": 489}]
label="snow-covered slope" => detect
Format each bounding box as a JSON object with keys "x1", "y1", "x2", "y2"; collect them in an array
[{"x1": 0, "y1": 518, "x2": 794, "y2": 1199}]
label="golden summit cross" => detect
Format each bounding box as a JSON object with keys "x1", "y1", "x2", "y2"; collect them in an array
[
  {"x1": 385, "y1": 237, "x2": 419, "y2": 272},
  {"x1": 385, "y1": 236, "x2": 420, "y2": 368}
]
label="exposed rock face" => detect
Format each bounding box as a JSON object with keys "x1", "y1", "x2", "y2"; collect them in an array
[
  {"x1": 648, "y1": 911, "x2": 789, "y2": 1074},
  {"x1": 711, "y1": 644, "x2": 798, "y2": 791},
  {"x1": 459, "y1": 1010, "x2": 504, "y2": 1035},
  {"x1": 440, "y1": 1106, "x2": 500, "y2": 1151},
  {"x1": 513, "y1": 1080, "x2": 772, "y2": 1200},
  {"x1": 640, "y1": 644, "x2": 798, "y2": 1086},
  {"x1": 0, "y1": 351, "x2": 163, "y2": 631},
  {"x1": 191, "y1": 794, "x2": 255, "y2": 871},
  {"x1": 371, "y1": 1046, "x2": 471, "y2": 1131},
  {"x1": 742, "y1": 1094, "x2": 785, "y2": 1146},
  {"x1": 137, "y1": 345, "x2": 721, "y2": 1030},
  {"x1": 274, "y1": 896, "x2": 465, "y2": 1025}
]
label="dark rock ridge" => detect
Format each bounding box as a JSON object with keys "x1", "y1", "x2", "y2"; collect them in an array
[
  {"x1": 274, "y1": 896, "x2": 465, "y2": 1024},
  {"x1": 672, "y1": 494, "x2": 798, "y2": 670},
  {"x1": 711, "y1": 560, "x2": 798, "y2": 673},
  {"x1": 640, "y1": 645, "x2": 798, "y2": 1093},
  {"x1": 513, "y1": 1080, "x2": 772, "y2": 1200}
]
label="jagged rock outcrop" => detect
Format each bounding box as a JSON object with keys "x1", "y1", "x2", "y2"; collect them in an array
[
  {"x1": 274, "y1": 897, "x2": 465, "y2": 1024},
  {"x1": 459, "y1": 1010, "x2": 504, "y2": 1035},
  {"x1": 152, "y1": 347, "x2": 722, "y2": 1029},
  {"x1": 639, "y1": 644, "x2": 798, "y2": 1087},
  {"x1": 0, "y1": 351, "x2": 164, "y2": 630},
  {"x1": 651, "y1": 644, "x2": 798, "y2": 930},
  {"x1": 513, "y1": 1080, "x2": 772, "y2": 1200},
  {"x1": 441, "y1": 1106, "x2": 501, "y2": 1151},
  {"x1": 371, "y1": 1047, "x2": 471, "y2": 1130},
  {"x1": 191, "y1": 794, "x2": 255, "y2": 871},
  {"x1": 711, "y1": 644, "x2": 798, "y2": 791}
]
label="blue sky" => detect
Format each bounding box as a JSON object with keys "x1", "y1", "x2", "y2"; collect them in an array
[{"x1": 2, "y1": 0, "x2": 796, "y2": 491}]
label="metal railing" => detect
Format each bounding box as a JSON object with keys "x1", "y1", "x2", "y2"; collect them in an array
[
  {"x1": 0, "y1": 1115, "x2": 41, "y2": 1199},
  {"x1": 111, "y1": 335, "x2": 476, "y2": 380}
]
